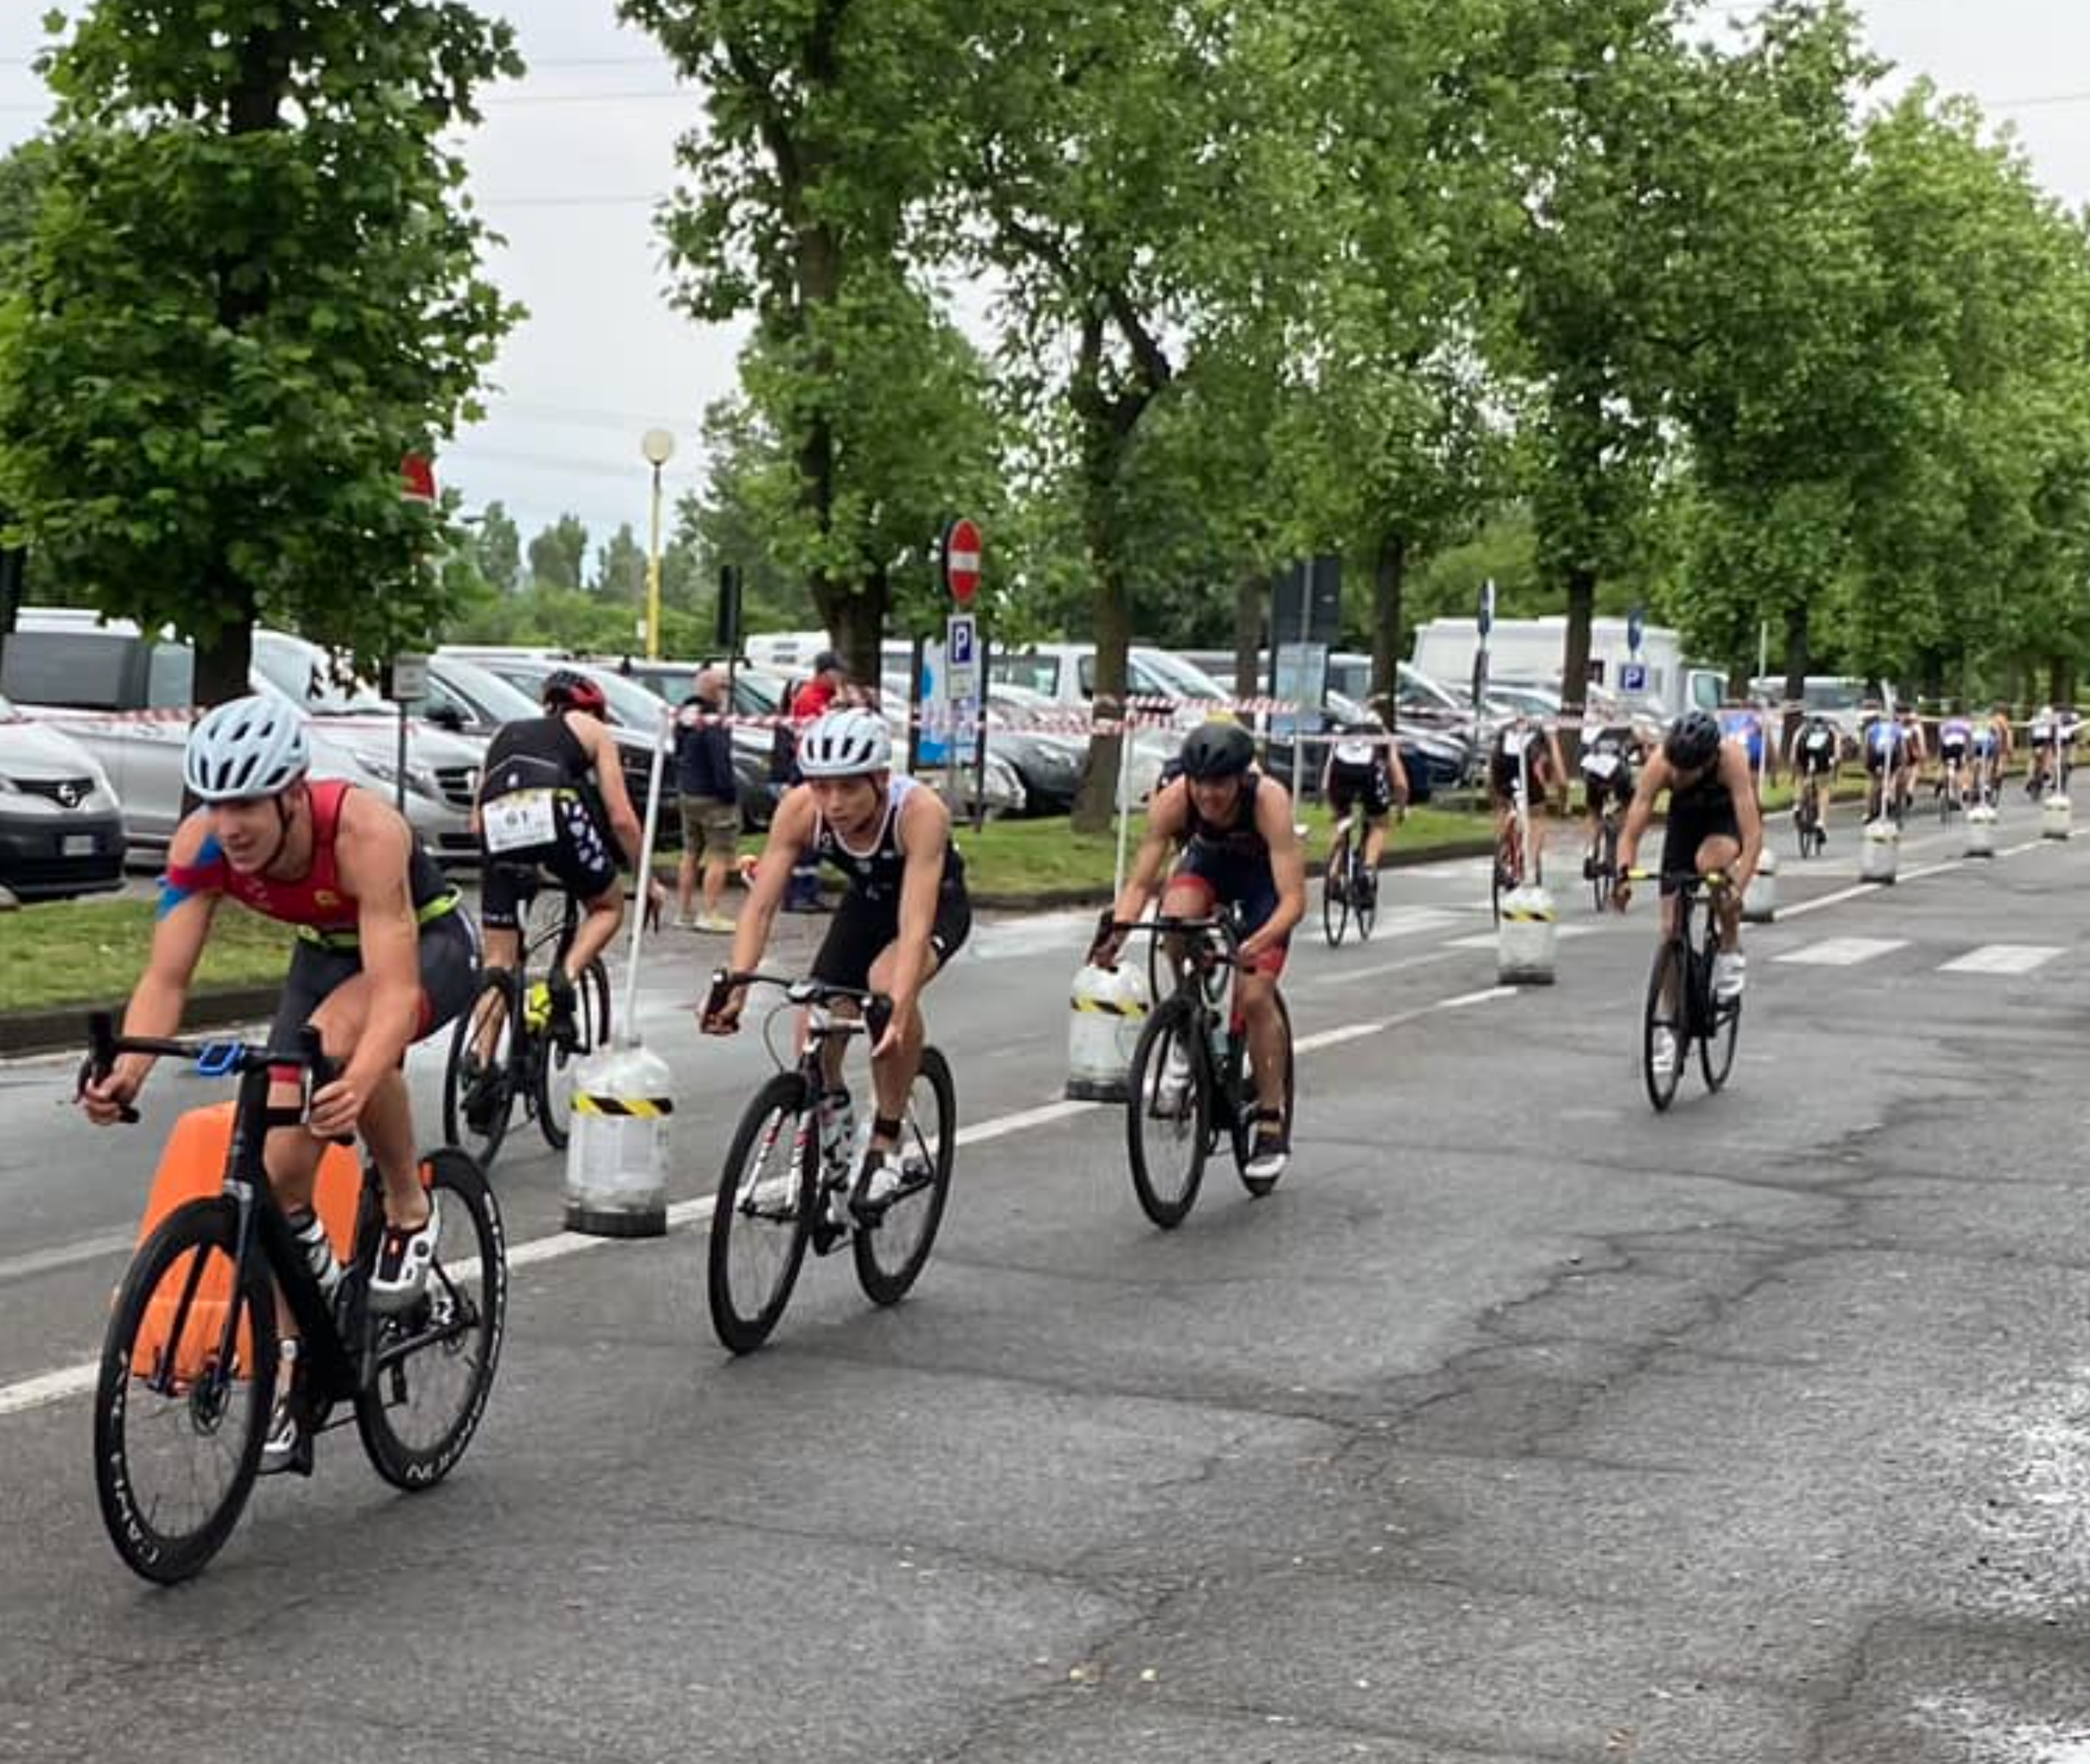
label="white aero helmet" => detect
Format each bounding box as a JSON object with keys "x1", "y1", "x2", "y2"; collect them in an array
[
  {"x1": 1334, "y1": 736, "x2": 1375, "y2": 767},
  {"x1": 185, "y1": 694, "x2": 311, "y2": 802},
  {"x1": 796, "y1": 706, "x2": 892, "y2": 778}
]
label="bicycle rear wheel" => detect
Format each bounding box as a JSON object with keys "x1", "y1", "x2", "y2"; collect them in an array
[
  {"x1": 1352, "y1": 851, "x2": 1376, "y2": 941},
  {"x1": 853, "y1": 1046, "x2": 957, "y2": 1306},
  {"x1": 1322, "y1": 838, "x2": 1350, "y2": 948},
  {"x1": 1641, "y1": 938, "x2": 1688, "y2": 1114},
  {"x1": 1698, "y1": 948, "x2": 1742, "y2": 1093},
  {"x1": 1126, "y1": 994, "x2": 1210, "y2": 1229},
  {"x1": 94, "y1": 1197, "x2": 274, "y2": 1583},
  {"x1": 708, "y1": 1072, "x2": 817, "y2": 1352},
  {"x1": 444, "y1": 969, "x2": 520, "y2": 1168},
  {"x1": 1231, "y1": 991, "x2": 1295, "y2": 1198},
  {"x1": 538, "y1": 957, "x2": 610, "y2": 1151},
  {"x1": 356, "y1": 1149, "x2": 508, "y2": 1490}
]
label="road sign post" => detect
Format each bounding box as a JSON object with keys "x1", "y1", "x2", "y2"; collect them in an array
[{"x1": 940, "y1": 517, "x2": 984, "y2": 819}]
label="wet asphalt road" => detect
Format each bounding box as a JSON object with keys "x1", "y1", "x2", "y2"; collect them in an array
[{"x1": 2, "y1": 803, "x2": 2088, "y2": 1763}]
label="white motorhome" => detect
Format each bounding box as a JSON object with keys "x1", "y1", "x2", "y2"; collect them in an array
[{"x1": 1409, "y1": 617, "x2": 1725, "y2": 721}]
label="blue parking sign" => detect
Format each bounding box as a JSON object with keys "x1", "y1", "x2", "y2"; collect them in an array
[{"x1": 1620, "y1": 662, "x2": 1649, "y2": 693}]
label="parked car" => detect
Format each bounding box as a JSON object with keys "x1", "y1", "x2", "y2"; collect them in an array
[
  {"x1": 0, "y1": 612, "x2": 479, "y2": 865},
  {"x1": 0, "y1": 692, "x2": 126, "y2": 899},
  {"x1": 1257, "y1": 688, "x2": 1469, "y2": 805},
  {"x1": 436, "y1": 649, "x2": 689, "y2": 839}
]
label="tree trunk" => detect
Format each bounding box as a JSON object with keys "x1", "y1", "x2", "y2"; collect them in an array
[
  {"x1": 191, "y1": 577, "x2": 257, "y2": 705},
  {"x1": 2050, "y1": 654, "x2": 2072, "y2": 710},
  {"x1": 1779, "y1": 602, "x2": 1811, "y2": 755},
  {"x1": 1558, "y1": 563, "x2": 1596, "y2": 769},
  {"x1": 814, "y1": 567, "x2": 887, "y2": 690},
  {"x1": 1370, "y1": 529, "x2": 1406, "y2": 729},
  {"x1": 1072, "y1": 559, "x2": 1132, "y2": 834},
  {"x1": 1231, "y1": 569, "x2": 1262, "y2": 700}
]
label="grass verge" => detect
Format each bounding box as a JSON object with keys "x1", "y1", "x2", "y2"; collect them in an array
[{"x1": 0, "y1": 898, "x2": 291, "y2": 1014}]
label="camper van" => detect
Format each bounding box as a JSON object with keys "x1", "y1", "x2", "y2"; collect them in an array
[{"x1": 1409, "y1": 617, "x2": 1725, "y2": 722}]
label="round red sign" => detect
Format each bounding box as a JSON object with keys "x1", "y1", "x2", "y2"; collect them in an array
[{"x1": 944, "y1": 517, "x2": 982, "y2": 604}]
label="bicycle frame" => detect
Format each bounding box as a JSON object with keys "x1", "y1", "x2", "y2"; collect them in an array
[{"x1": 88, "y1": 1016, "x2": 370, "y2": 1408}]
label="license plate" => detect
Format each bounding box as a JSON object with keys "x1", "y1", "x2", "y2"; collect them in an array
[
  {"x1": 483, "y1": 789, "x2": 558, "y2": 855},
  {"x1": 62, "y1": 834, "x2": 95, "y2": 857}
]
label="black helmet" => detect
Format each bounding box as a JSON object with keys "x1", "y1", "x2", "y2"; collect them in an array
[
  {"x1": 1178, "y1": 719, "x2": 1255, "y2": 781},
  {"x1": 1664, "y1": 709, "x2": 1722, "y2": 772}
]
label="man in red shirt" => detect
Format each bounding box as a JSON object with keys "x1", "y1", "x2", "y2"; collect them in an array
[{"x1": 783, "y1": 651, "x2": 850, "y2": 910}]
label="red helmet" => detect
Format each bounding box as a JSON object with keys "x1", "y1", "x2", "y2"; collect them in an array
[{"x1": 544, "y1": 668, "x2": 608, "y2": 717}]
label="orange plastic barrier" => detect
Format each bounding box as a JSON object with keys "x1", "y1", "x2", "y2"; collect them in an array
[{"x1": 131, "y1": 1102, "x2": 364, "y2": 1383}]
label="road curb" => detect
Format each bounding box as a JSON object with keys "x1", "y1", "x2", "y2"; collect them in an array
[{"x1": 0, "y1": 983, "x2": 280, "y2": 1060}]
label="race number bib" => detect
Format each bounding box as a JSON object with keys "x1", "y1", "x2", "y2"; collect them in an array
[
  {"x1": 483, "y1": 788, "x2": 558, "y2": 855},
  {"x1": 1583, "y1": 752, "x2": 1621, "y2": 780}
]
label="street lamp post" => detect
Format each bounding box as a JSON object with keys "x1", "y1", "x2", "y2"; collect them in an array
[{"x1": 640, "y1": 427, "x2": 675, "y2": 661}]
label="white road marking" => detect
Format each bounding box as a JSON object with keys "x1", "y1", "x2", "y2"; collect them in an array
[
  {"x1": 1774, "y1": 882, "x2": 1880, "y2": 920},
  {"x1": 1774, "y1": 937, "x2": 1909, "y2": 968},
  {"x1": 1317, "y1": 947, "x2": 1467, "y2": 986},
  {"x1": 1445, "y1": 925, "x2": 1598, "y2": 951},
  {"x1": 1938, "y1": 944, "x2": 2065, "y2": 976},
  {"x1": 0, "y1": 1230, "x2": 132, "y2": 1284}
]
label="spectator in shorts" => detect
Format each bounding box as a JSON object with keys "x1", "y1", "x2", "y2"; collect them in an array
[{"x1": 675, "y1": 667, "x2": 742, "y2": 932}]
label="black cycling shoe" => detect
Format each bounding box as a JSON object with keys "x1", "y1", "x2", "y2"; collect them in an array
[{"x1": 544, "y1": 968, "x2": 579, "y2": 1051}]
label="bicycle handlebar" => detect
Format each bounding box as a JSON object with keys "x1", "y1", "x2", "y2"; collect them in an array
[
  {"x1": 82, "y1": 1012, "x2": 346, "y2": 1138},
  {"x1": 704, "y1": 970, "x2": 895, "y2": 1043},
  {"x1": 1619, "y1": 867, "x2": 1732, "y2": 890}
]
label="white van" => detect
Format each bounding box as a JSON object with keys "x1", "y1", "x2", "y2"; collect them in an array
[{"x1": 1410, "y1": 616, "x2": 1725, "y2": 722}]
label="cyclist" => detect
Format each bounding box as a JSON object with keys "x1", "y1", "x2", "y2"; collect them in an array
[
  {"x1": 701, "y1": 708, "x2": 970, "y2": 1212},
  {"x1": 1935, "y1": 708, "x2": 1973, "y2": 807},
  {"x1": 1489, "y1": 713, "x2": 1566, "y2": 880},
  {"x1": 2026, "y1": 704, "x2": 2060, "y2": 796},
  {"x1": 1093, "y1": 720, "x2": 1306, "y2": 1183},
  {"x1": 1578, "y1": 713, "x2": 1642, "y2": 880},
  {"x1": 1862, "y1": 704, "x2": 1912, "y2": 819},
  {"x1": 1718, "y1": 700, "x2": 1773, "y2": 801},
  {"x1": 1970, "y1": 704, "x2": 2010, "y2": 805},
  {"x1": 78, "y1": 696, "x2": 479, "y2": 1465},
  {"x1": 473, "y1": 668, "x2": 652, "y2": 1048},
  {"x1": 1788, "y1": 710, "x2": 1841, "y2": 843},
  {"x1": 1612, "y1": 709, "x2": 1764, "y2": 1076},
  {"x1": 1319, "y1": 732, "x2": 1408, "y2": 906}
]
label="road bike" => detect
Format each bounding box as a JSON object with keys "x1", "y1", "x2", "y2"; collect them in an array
[
  {"x1": 1620, "y1": 870, "x2": 1741, "y2": 1114},
  {"x1": 1491, "y1": 783, "x2": 1543, "y2": 924},
  {"x1": 1934, "y1": 755, "x2": 1966, "y2": 826},
  {"x1": 1320, "y1": 813, "x2": 1377, "y2": 947},
  {"x1": 442, "y1": 880, "x2": 610, "y2": 1167},
  {"x1": 1793, "y1": 771, "x2": 1829, "y2": 858},
  {"x1": 82, "y1": 1015, "x2": 505, "y2": 1583},
  {"x1": 1865, "y1": 769, "x2": 1912, "y2": 827},
  {"x1": 704, "y1": 972, "x2": 955, "y2": 1353},
  {"x1": 1584, "y1": 783, "x2": 1628, "y2": 910},
  {"x1": 1109, "y1": 910, "x2": 1295, "y2": 1228}
]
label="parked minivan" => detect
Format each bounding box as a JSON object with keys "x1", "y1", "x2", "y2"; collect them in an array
[{"x1": 1, "y1": 611, "x2": 481, "y2": 863}]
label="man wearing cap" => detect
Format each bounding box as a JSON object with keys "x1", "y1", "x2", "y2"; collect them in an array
[{"x1": 675, "y1": 667, "x2": 741, "y2": 932}]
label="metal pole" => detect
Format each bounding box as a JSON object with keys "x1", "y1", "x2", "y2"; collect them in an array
[
  {"x1": 1113, "y1": 706, "x2": 1135, "y2": 898},
  {"x1": 1290, "y1": 559, "x2": 1310, "y2": 803},
  {"x1": 395, "y1": 696, "x2": 408, "y2": 815},
  {"x1": 621, "y1": 704, "x2": 670, "y2": 1046},
  {"x1": 908, "y1": 633, "x2": 926, "y2": 774},
  {"x1": 972, "y1": 632, "x2": 990, "y2": 834},
  {"x1": 646, "y1": 461, "x2": 664, "y2": 662}
]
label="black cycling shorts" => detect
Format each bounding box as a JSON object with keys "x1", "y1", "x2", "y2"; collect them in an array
[
  {"x1": 1579, "y1": 752, "x2": 1634, "y2": 808},
  {"x1": 1659, "y1": 794, "x2": 1741, "y2": 895},
  {"x1": 1327, "y1": 762, "x2": 1393, "y2": 819},
  {"x1": 1490, "y1": 751, "x2": 1553, "y2": 803},
  {"x1": 479, "y1": 792, "x2": 620, "y2": 931},
  {"x1": 811, "y1": 881, "x2": 972, "y2": 993},
  {"x1": 269, "y1": 906, "x2": 480, "y2": 1053},
  {"x1": 1796, "y1": 738, "x2": 1837, "y2": 779}
]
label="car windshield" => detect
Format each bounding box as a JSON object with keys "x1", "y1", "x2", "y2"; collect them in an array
[
  {"x1": 252, "y1": 633, "x2": 389, "y2": 713},
  {"x1": 991, "y1": 653, "x2": 1061, "y2": 696},
  {"x1": 435, "y1": 656, "x2": 541, "y2": 721},
  {"x1": 1806, "y1": 680, "x2": 1863, "y2": 711},
  {"x1": 1135, "y1": 650, "x2": 1227, "y2": 700}
]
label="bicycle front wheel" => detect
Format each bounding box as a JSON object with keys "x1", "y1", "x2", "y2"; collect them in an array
[
  {"x1": 356, "y1": 1149, "x2": 508, "y2": 1491},
  {"x1": 1641, "y1": 938, "x2": 1688, "y2": 1114},
  {"x1": 444, "y1": 969, "x2": 520, "y2": 1168},
  {"x1": 853, "y1": 1046, "x2": 957, "y2": 1307},
  {"x1": 1127, "y1": 994, "x2": 1210, "y2": 1229},
  {"x1": 95, "y1": 1196, "x2": 275, "y2": 1584},
  {"x1": 708, "y1": 1072, "x2": 817, "y2": 1353},
  {"x1": 538, "y1": 957, "x2": 610, "y2": 1151}
]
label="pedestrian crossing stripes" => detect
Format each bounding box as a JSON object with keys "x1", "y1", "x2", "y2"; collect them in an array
[
  {"x1": 1937, "y1": 944, "x2": 2065, "y2": 976},
  {"x1": 1774, "y1": 937, "x2": 1909, "y2": 968}
]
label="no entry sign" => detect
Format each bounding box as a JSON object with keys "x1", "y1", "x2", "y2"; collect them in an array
[{"x1": 943, "y1": 517, "x2": 982, "y2": 604}]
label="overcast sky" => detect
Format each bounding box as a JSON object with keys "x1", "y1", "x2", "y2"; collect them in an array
[{"x1": 3, "y1": 1, "x2": 2088, "y2": 558}]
